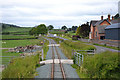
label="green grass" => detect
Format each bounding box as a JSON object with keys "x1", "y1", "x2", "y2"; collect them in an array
[
  {"x1": 1, "y1": 39, "x2": 42, "y2": 65},
  {"x1": 49, "y1": 30, "x2": 64, "y2": 34},
  {"x1": 2, "y1": 54, "x2": 40, "y2": 78},
  {"x1": 60, "y1": 40, "x2": 96, "y2": 59},
  {"x1": 2, "y1": 27, "x2": 31, "y2": 33},
  {"x1": 1, "y1": 35, "x2": 35, "y2": 40},
  {"x1": 49, "y1": 37, "x2": 96, "y2": 59},
  {"x1": 2, "y1": 39, "x2": 41, "y2": 48},
  {"x1": 43, "y1": 39, "x2": 49, "y2": 59},
  {"x1": 73, "y1": 51, "x2": 119, "y2": 79}
]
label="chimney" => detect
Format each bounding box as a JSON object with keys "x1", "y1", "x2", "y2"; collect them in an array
[
  {"x1": 112, "y1": 16, "x2": 114, "y2": 20},
  {"x1": 101, "y1": 16, "x2": 103, "y2": 20},
  {"x1": 108, "y1": 14, "x2": 111, "y2": 22}
]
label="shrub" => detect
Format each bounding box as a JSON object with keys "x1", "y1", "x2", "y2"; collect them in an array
[
  {"x1": 81, "y1": 51, "x2": 120, "y2": 79},
  {"x1": 72, "y1": 35, "x2": 80, "y2": 40}
]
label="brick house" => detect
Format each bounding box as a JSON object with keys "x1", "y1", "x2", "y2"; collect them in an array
[{"x1": 89, "y1": 14, "x2": 112, "y2": 40}]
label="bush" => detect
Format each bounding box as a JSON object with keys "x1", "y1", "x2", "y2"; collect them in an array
[
  {"x1": 72, "y1": 35, "x2": 80, "y2": 40},
  {"x1": 80, "y1": 51, "x2": 120, "y2": 79}
]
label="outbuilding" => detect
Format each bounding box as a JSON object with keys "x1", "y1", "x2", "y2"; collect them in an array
[{"x1": 105, "y1": 23, "x2": 120, "y2": 40}]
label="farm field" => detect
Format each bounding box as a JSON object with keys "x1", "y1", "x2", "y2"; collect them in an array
[
  {"x1": 1, "y1": 39, "x2": 43, "y2": 65},
  {"x1": 2, "y1": 27, "x2": 31, "y2": 33},
  {"x1": 2, "y1": 39, "x2": 41, "y2": 48},
  {"x1": 1, "y1": 35, "x2": 35, "y2": 40}
]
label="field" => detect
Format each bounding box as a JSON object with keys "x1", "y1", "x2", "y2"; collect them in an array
[
  {"x1": 2, "y1": 27, "x2": 31, "y2": 32},
  {"x1": 2, "y1": 39, "x2": 41, "y2": 48},
  {"x1": 1, "y1": 35, "x2": 35, "y2": 40},
  {"x1": 2, "y1": 26, "x2": 32, "y2": 35}
]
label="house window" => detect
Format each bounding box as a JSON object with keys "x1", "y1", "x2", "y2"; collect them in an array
[{"x1": 96, "y1": 32, "x2": 97, "y2": 37}]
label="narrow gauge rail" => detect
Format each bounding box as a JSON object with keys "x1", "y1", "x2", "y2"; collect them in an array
[{"x1": 51, "y1": 40, "x2": 66, "y2": 80}]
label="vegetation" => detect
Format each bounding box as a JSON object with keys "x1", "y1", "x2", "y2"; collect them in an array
[
  {"x1": 1, "y1": 35, "x2": 36, "y2": 40},
  {"x1": 42, "y1": 38, "x2": 49, "y2": 59},
  {"x1": 76, "y1": 22, "x2": 90, "y2": 38},
  {"x1": 2, "y1": 39, "x2": 41, "y2": 48},
  {"x1": 47, "y1": 25, "x2": 54, "y2": 30},
  {"x1": 29, "y1": 24, "x2": 48, "y2": 35},
  {"x1": 61, "y1": 25, "x2": 67, "y2": 30},
  {"x1": 72, "y1": 51, "x2": 119, "y2": 79},
  {"x1": 2, "y1": 54, "x2": 40, "y2": 78},
  {"x1": 71, "y1": 26, "x2": 78, "y2": 33},
  {"x1": 60, "y1": 40, "x2": 96, "y2": 59},
  {"x1": 49, "y1": 30, "x2": 65, "y2": 34},
  {"x1": 1, "y1": 23, "x2": 32, "y2": 35},
  {"x1": 1, "y1": 49, "x2": 21, "y2": 65}
]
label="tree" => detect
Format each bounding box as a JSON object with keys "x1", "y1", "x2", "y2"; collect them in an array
[
  {"x1": 61, "y1": 25, "x2": 67, "y2": 30},
  {"x1": 72, "y1": 26, "x2": 78, "y2": 31},
  {"x1": 114, "y1": 13, "x2": 119, "y2": 19},
  {"x1": 67, "y1": 28, "x2": 72, "y2": 31},
  {"x1": 29, "y1": 24, "x2": 48, "y2": 35},
  {"x1": 29, "y1": 27, "x2": 37, "y2": 35},
  {"x1": 76, "y1": 22, "x2": 90, "y2": 38},
  {"x1": 48, "y1": 25, "x2": 54, "y2": 30},
  {"x1": 76, "y1": 26, "x2": 81, "y2": 36}
]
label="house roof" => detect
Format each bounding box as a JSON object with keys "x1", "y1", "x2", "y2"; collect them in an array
[
  {"x1": 111, "y1": 18, "x2": 120, "y2": 24},
  {"x1": 98, "y1": 25, "x2": 108, "y2": 33},
  {"x1": 95, "y1": 19, "x2": 111, "y2": 26},
  {"x1": 105, "y1": 23, "x2": 120, "y2": 29},
  {"x1": 90, "y1": 20, "x2": 98, "y2": 27}
]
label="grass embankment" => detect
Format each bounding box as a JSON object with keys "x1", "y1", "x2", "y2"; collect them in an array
[
  {"x1": 43, "y1": 38, "x2": 49, "y2": 59},
  {"x1": 1, "y1": 35, "x2": 36, "y2": 40},
  {"x1": 2, "y1": 54, "x2": 40, "y2": 78},
  {"x1": 72, "y1": 51, "x2": 119, "y2": 79},
  {"x1": 60, "y1": 40, "x2": 96, "y2": 59}
]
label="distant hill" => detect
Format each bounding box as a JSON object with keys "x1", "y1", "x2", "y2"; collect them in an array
[{"x1": 0, "y1": 23, "x2": 32, "y2": 35}]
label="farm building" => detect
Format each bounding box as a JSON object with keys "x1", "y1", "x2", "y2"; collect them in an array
[{"x1": 105, "y1": 23, "x2": 120, "y2": 40}]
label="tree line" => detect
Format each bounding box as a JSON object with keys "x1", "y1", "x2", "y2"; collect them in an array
[{"x1": 29, "y1": 22, "x2": 90, "y2": 38}]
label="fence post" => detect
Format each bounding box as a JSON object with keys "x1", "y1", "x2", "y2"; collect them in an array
[{"x1": 42, "y1": 49, "x2": 44, "y2": 61}]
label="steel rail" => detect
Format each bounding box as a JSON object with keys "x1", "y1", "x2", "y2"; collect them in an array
[
  {"x1": 54, "y1": 42, "x2": 66, "y2": 80},
  {"x1": 51, "y1": 39, "x2": 66, "y2": 80},
  {"x1": 51, "y1": 41, "x2": 54, "y2": 80}
]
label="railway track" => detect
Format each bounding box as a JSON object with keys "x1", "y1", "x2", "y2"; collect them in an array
[{"x1": 51, "y1": 40, "x2": 66, "y2": 80}]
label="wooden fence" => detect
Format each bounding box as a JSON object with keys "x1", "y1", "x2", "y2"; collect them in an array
[{"x1": 73, "y1": 50, "x2": 95, "y2": 66}]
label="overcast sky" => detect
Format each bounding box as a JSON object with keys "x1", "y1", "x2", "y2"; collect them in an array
[{"x1": 0, "y1": 0, "x2": 119, "y2": 28}]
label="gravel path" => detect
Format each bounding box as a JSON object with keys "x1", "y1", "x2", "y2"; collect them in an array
[
  {"x1": 35, "y1": 38, "x2": 79, "y2": 79},
  {"x1": 94, "y1": 45, "x2": 120, "y2": 53}
]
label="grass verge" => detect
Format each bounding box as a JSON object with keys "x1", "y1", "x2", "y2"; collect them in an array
[
  {"x1": 72, "y1": 51, "x2": 119, "y2": 79},
  {"x1": 2, "y1": 53, "x2": 40, "y2": 78},
  {"x1": 60, "y1": 40, "x2": 96, "y2": 59}
]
